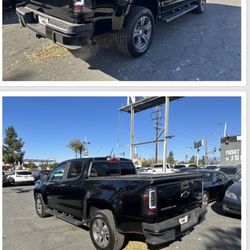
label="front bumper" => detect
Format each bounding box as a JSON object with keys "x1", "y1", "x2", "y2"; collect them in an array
[
  {"x1": 16, "y1": 5, "x2": 93, "y2": 50},
  {"x1": 142, "y1": 207, "x2": 206, "y2": 245},
  {"x1": 223, "y1": 199, "x2": 241, "y2": 215}
]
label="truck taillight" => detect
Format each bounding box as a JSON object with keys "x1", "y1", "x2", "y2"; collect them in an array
[
  {"x1": 73, "y1": 0, "x2": 85, "y2": 14},
  {"x1": 143, "y1": 189, "x2": 157, "y2": 217}
]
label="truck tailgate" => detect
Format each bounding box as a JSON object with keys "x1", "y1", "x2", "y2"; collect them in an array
[
  {"x1": 151, "y1": 173, "x2": 203, "y2": 220},
  {"x1": 26, "y1": 0, "x2": 92, "y2": 23}
]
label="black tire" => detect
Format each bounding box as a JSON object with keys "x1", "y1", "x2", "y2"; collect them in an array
[
  {"x1": 89, "y1": 209, "x2": 125, "y2": 250},
  {"x1": 202, "y1": 191, "x2": 209, "y2": 208},
  {"x1": 115, "y1": 6, "x2": 155, "y2": 57},
  {"x1": 193, "y1": 0, "x2": 206, "y2": 14},
  {"x1": 8, "y1": 177, "x2": 15, "y2": 186},
  {"x1": 35, "y1": 193, "x2": 49, "y2": 218}
]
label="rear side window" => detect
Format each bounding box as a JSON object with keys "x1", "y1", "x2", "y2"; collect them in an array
[
  {"x1": 90, "y1": 162, "x2": 108, "y2": 177},
  {"x1": 67, "y1": 160, "x2": 83, "y2": 179}
]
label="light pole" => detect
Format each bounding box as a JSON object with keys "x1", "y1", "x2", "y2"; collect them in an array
[
  {"x1": 185, "y1": 146, "x2": 192, "y2": 163},
  {"x1": 218, "y1": 122, "x2": 227, "y2": 137}
]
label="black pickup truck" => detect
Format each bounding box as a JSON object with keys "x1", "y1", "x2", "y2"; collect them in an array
[
  {"x1": 16, "y1": 0, "x2": 206, "y2": 56},
  {"x1": 34, "y1": 157, "x2": 206, "y2": 249}
]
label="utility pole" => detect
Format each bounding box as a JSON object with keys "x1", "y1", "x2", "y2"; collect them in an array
[
  {"x1": 205, "y1": 136, "x2": 208, "y2": 165},
  {"x1": 151, "y1": 106, "x2": 161, "y2": 164},
  {"x1": 130, "y1": 106, "x2": 135, "y2": 160},
  {"x1": 162, "y1": 97, "x2": 170, "y2": 173}
]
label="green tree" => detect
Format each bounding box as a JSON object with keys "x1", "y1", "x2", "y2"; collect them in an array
[
  {"x1": 167, "y1": 150, "x2": 175, "y2": 164},
  {"x1": 68, "y1": 139, "x2": 85, "y2": 158},
  {"x1": 3, "y1": 126, "x2": 25, "y2": 166},
  {"x1": 23, "y1": 162, "x2": 37, "y2": 170}
]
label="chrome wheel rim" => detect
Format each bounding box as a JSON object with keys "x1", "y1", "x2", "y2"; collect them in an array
[
  {"x1": 202, "y1": 193, "x2": 208, "y2": 207},
  {"x1": 133, "y1": 16, "x2": 152, "y2": 50},
  {"x1": 36, "y1": 197, "x2": 42, "y2": 214},
  {"x1": 201, "y1": 0, "x2": 206, "y2": 11},
  {"x1": 92, "y1": 218, "x2": 110, "y2": 248}
]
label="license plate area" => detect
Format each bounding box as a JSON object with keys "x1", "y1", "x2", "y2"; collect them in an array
[
  {"x1": 180, "y1": 213, "x2": 198, "y2": 232},
  {"x1": 38, "y1": 16, "x2": 48, "y2": 26}
]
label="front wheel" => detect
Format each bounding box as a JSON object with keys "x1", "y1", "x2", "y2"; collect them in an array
[
  {"x1": 89, "y1": 209, "x2": 124, "y2": 250},
  {"x1": 115, "y1": 6, "x2": 155, "y2": 57},
  {"x1": 35, "y1": 193, "x2": 49, "y2": 218},
  {"x1": 193, "y1": 0, "x2": 206, "y2": 14}
]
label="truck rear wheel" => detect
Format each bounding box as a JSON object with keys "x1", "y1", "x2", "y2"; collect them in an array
[
  {"x1": 115, "y1": 6, "x2": 155, "y2": 57},
  {"x1": 193, "y1": 0, "x2": 206, "y2": 14},
  {"x1": 89, "y1": 209, "x2": 124, "y2": 250},
  {"x1": 202, "y1": 192, "x2": 209, "y2": 208}
]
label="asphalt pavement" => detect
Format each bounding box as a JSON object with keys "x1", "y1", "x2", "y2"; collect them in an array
[
  {"x1": 2, "y1": 185, "x2": 241, "y2": 250},
  {"x1": 2, "y1": 0, "x2": 241, "y2": 81}
]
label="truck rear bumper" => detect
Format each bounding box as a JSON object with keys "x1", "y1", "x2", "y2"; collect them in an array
[
  {"x1": 16, "y1": 5, "x2": 93, "y2": 50},
  {"x1": 142, "y1": 207, "x2": 206, "y2": 246}
]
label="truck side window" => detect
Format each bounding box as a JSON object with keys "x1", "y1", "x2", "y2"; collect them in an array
[
  {"x1": 51, "y1": 163, "x2": 66, "y2": 181},
  {"x1": 90, "y1": 162, "x2": 108, "y2": 177},
  {"x1": 67, "y1": 160, "x2": 83, "y2": 179}
]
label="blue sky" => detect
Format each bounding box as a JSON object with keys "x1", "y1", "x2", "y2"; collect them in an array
[{"x1": 2, "y1": 97, "x2": 241, "y2": 163}]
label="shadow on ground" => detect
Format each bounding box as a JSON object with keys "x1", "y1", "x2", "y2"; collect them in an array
[
  {"x1": 70, "y1": 3, "x2": 241, "y2": 81},
  {"x1": 211, "y1": 201, "x2": 241, "y2": 219}
]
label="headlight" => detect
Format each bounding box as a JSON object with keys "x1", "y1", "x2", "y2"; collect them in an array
[{"x1": 225, "y1": 191, "x2": 237, "y2": 200}]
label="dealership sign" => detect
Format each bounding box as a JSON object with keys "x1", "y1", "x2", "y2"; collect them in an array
[{"x1": 220, "y1": 136, "x2": 241, "y2": 166}]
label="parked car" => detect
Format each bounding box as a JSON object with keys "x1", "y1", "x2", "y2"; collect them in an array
[
  {"x1": 2, "y1": 171, "x2": 10, "y2": 187},
  {"x1": 196, "y1": 170, "x2": 234, "y2": 207},
  {"x1": 204, "y1": 165, "x2": 219, "y2": 170},
  {"x1": 32, "y1": 169, "x2": 52, "y2": 182},
  {"x1": 217, "y1": 166, "x2": 240, "y2": 182},
  {"x1": 174, "y1": 164, "x2": 198, "y2": 172},
  {"x1": 178, "y1": 166, "x2": 200, "y2": 173},
  {"x1": 16, "y1": 0, "x2": 206, "y2": 57},
  {"x1": 143, "y1": 163, "x2": 175, "y2": 174},
  {"x1": 7, "y1": 170, "x2": 35, "y2": 185},
  {"x1": 223, "y1": 180, "x2": 241, "y2": 215},
  {"x1": 34, "y1": 157, "x2": 206, "y2": 249}
]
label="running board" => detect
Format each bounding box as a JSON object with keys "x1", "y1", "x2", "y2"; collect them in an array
[
  {"x1": 159, "y1": 5, "x2": 198, "y2": 23},
  {"x1": 45, "y1": 208, "x2": 84, "y2": 226}
]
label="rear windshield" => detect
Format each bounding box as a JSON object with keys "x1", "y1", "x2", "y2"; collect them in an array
[
  {"x1": 90, "y1": 161, "x2": 136, "y2": 177},
  {"x1": 17, "y1": 171, "x2": 32, "y2": 175},
  {"x1": 219, "y1": 168, "x2": 237, "y2": 175}
]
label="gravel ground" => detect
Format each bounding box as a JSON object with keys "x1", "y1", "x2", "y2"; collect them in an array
[
  {"x1": 2, "y1": 0, "x2": 241, "y2": 81},
  {"x1": 2, "y1": 185, "x2": 241, "y2": 250}
]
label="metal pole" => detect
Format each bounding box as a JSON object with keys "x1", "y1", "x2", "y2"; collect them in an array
[
  {"x1": 155, "y1": 106, "x2": 159, "y2": 164},
  {"x1": 130, "y1": 107, "x2": 135, "y2": 160},
  {"x1": 224, "y1": 123, "x2": 227, "y2": 137},
  {"x1": 162, "y1": 97, "x2": 169, "y2": 173},
  {"x1": 205, "y1": 137, "x2": 208, "y2": 165},
  {"x1": 196, "y1": 149, "x2": 199, "y2": 166}
]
